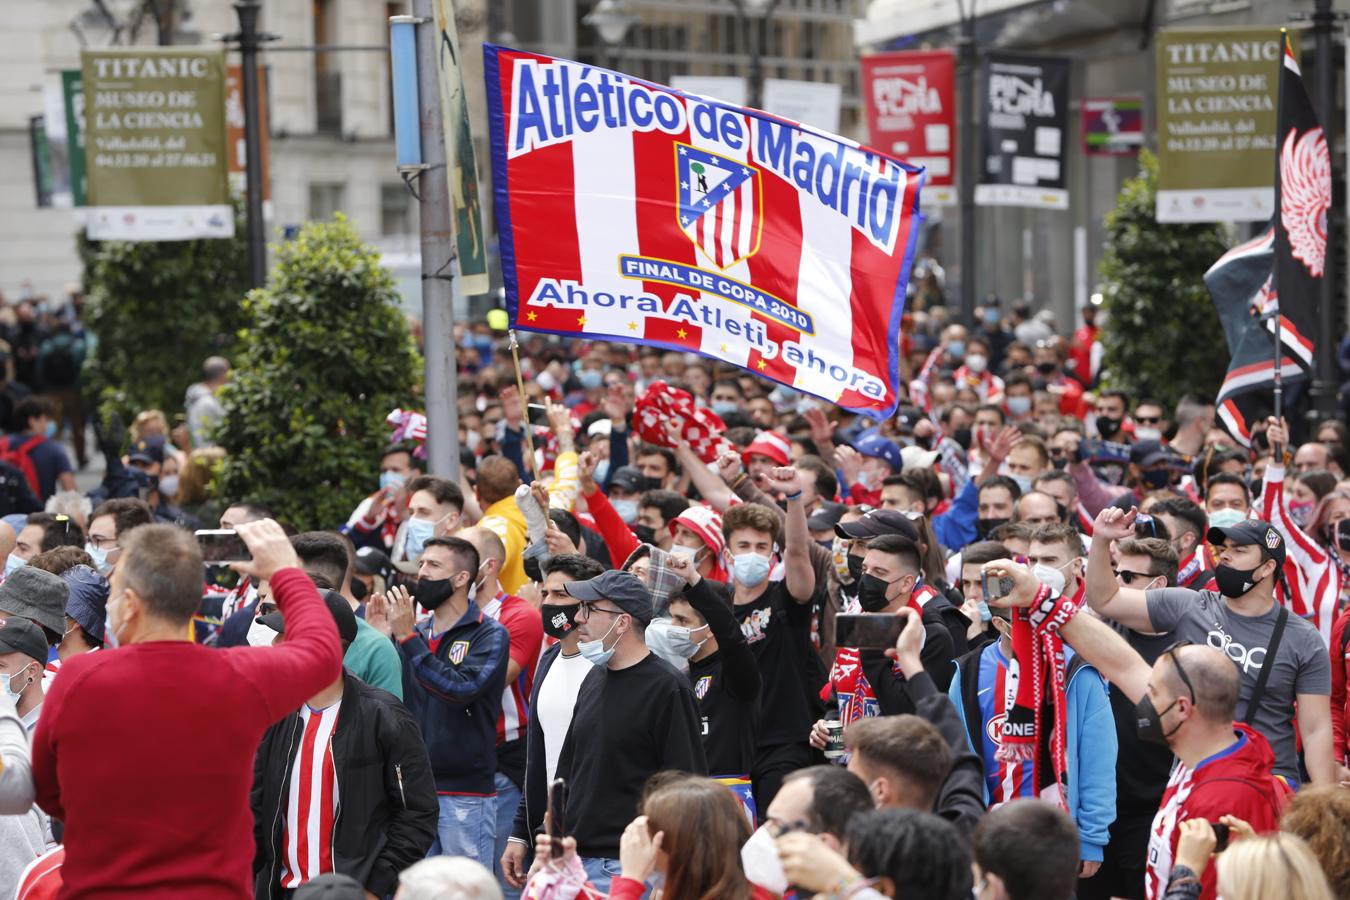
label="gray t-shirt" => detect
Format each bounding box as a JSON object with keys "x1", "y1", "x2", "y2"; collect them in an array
[{"x1": 1145, "y1": 588, "x2": 1331, "y2": 780}]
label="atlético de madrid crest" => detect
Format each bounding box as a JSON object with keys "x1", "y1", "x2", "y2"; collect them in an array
[
  {"x1": 449, "y1": 640, "x2": 470, "y2": 665},
  {"x1": 676, "y1": 143, "x2": 762, "y2": 270},
  {"x1": 694, "y1": 674, "x2": 712, "y2": 700}
]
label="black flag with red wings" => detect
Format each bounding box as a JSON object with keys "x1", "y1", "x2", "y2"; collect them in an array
[{"x1": 1211, "y1": 33, "x2": 1325, "y2": 446}]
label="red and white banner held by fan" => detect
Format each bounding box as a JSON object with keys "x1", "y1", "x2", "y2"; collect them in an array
[{"x1": 484, "y1": 45, "x2": 927, "y2": 418}]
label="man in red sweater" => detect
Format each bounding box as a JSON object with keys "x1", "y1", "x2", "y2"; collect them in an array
[{"x1": 32, "y1": 519, "x2": 342, "y2": 899}]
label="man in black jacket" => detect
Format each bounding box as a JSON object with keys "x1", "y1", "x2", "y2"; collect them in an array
[{"x1": 251, "y1": 589, "x2": 437, "y2": 899}]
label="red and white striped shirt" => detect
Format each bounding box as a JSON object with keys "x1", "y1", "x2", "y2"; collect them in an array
[
  {"x1": 482, "y1": 593, "x2": 543, "y2": 745},
  {"x1": 279, "y1": 702, "x2": 341, "y2": 889},
  {"x1": 1261, "y1": 464, "x2": 1343, "y2": 647}
]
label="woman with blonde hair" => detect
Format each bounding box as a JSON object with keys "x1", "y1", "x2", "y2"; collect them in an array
[{"x1": 1215, "y1": 832, "x2": 1334, "y2": 900}]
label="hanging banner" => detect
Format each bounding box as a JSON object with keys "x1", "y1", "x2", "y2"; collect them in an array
[
  {"x1": 433, "y1": 0, "x2": 489, "y2": 296},
  {"x1": 81, "y1": 48, "x2": 232, "y2": 240},
  {"x1": 62, "y1": 71, "x2": 87, "y2": 208},
  {"x1": 861, "y1": 50, "x2": 956, "y2": 205},
  {"x1": 670, "y1": 75, "x2": 748, "y2": 107},
  {"x1": 29, "y1": 117, "x2": 54, "y2": 209},
  {"x1": 1082, "y1": 96, "x2": 1144, "y2": 156},
  {"x1": 762, "y1": 78, "x2": 842, "y2": 134},
  {"x1": 42, "y1": 83, "x2": 74, "y2": 208},
  {"x1": 484, "y1": 46, "x2": 926, "y2": 417},
  {"x1": 1155, "y1": 28, "x2": 1288, "y2": 223},
  {"x1": 225, "y1": 65, "x2": 271, "y2": 203},
  {"x1": 976, "y1": 52, "x2": 1070, "y2": 210}
]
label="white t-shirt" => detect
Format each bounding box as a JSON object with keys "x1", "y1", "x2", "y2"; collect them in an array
[{"x1": 537, "y1": 651, "x2": 592, "y2": 785}]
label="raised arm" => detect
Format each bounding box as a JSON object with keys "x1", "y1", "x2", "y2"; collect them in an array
[
  {"x1": 1083, "y1": 506, "x2": 1155, "y2": 632},
  {"x1": 764, "y1": 466, "x2": 816, "y2": 604},
  {"x1": 666, "y1": 422, "x2": 734, "y2": 511}
]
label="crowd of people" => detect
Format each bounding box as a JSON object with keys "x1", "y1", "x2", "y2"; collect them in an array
[{"x1": 0, "y1": 293, "x2": 1345, "y2": 900}]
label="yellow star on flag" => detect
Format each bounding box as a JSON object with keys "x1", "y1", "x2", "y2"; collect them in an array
[
  {"x1": 676, "y1": 328, "x2": 688, "y2": 340},
  {"x1": 756, "y1": 359, "x2": 767, "y2": 370},
  {"x1": 719, "y1": 343, "x2": 728, "y2": 353},
  {"x1": 526, "y1": 311, "x2": 538, "y2": 322},
  {"x1": 628, "y1": 321, "x2": 638, "y2": 331},
  {"x1": 577, "y1": 315, "x2": 587, "y2": 327}
]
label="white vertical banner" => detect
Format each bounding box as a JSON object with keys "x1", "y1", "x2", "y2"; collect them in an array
[
  {"x1": 762, "y1": 78, "x2": 842, "y2": 133},
  {"x1": 670, "y1": 75, "x2": 748, "y2": 107}
]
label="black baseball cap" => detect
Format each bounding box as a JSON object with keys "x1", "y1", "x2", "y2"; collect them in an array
[
  {"x1": 0, "y1": 617, "x2": 48, "y2": 665},
  {"x1": 563, "y1": 570, "x2": 655, "y2": 625},
  {"x1": 608, "y1": 466, "x2": 647, "y2": 495},
  {"x1": 807, "y1": 501, "x2": 846, "y2": 533},
  {"x1": 1206, "y1": 518, "x2": 1286, "y2": 569},
  {"x1": 293, "y1": 874, "x2": 366, "y2": 900},
  {"x1": 354, "y1": 546, "x2": 393, "y2": 579},
  {"x1": 1130, "y1": 439, "x2": 1173, "y2": 468},
  {"x1": 835, "y1": 508, "x2": 921, "y2": 543},
  {"x1": 259, "y1": 589, "x2": 359, "y2": 647}
]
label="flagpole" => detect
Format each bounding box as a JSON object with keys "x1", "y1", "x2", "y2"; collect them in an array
[{"x1": 1273, "y1": 308, "x2": 1283, "y2": 424}]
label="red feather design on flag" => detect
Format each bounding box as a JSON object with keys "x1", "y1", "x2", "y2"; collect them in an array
[{"x1": 1279, "y1": 126, "x2": 1331, "y2": 277}]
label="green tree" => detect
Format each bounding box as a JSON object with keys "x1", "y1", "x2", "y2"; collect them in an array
[
  {"x1": 1098, "y1": 150, "x2": 1231, "y2": 411},
  {"x1": 81, "y1": 207, "x2": 249, "y2": 423},
  {"x1": 216, "y1": 216, "x2": 420, "y2": 531}
]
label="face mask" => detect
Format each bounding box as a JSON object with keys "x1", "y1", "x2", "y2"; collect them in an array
[
  {"x1": 43, "y1": 421, "x2": 57, "y2": 440},
  {"x1": 1214, "y1": 563, "x2": 1263, "y2": 599},
  {"x1": 246, "y1": 619, "x2": 276, "y2": 648},
  {"x1": 669, "y1": 543, "x2": 701, "y2": 565},
  {"x1": 977, "y1": 600, "x2": 993, "y2": 622},
  {"x1": 1007, "y1": 396, "x2": 1032, "y2": 416},
  {"x1": 379, "y1": 470, "x2": 406, "y2": 492},
  {"x1": 952, "y1": 427, "x2": 973, "y2": 450},
  {"x1": 1036, "y1": 361, "x2": 1058, "y2": 375},
  {"x1": 1135, "y1": 426, "x2": 1162, "y2": 442},
  {"x1": 2, "y1": 666, "x2": 32, "y2": 700},
  {"x1": 1335, "y1": 522, "x2": 1350, "y2": 552},
  {"x1": 404, "y1": 516, "x2": 438, "y2": 559},
  {"x1": 612, "y1": 499, "x2": 639, "y2": 525},
  {"x1": 977, "y1": 517, "x2": 1009, "y2": 540},
  {"x1": 632, "y1": 524, "x2": 657, "y2": 545},
  {"x1": 983, "y1": 308, "x2": 1001, "y2": 327},
  {"x1": 1289, "y1": 499, "x2": 1315, "y2": 528},
  {"x1": 857, "y1": 573, "x2": 901, "y2": 613},
  {"x1": 1134, "y1": 693, "x2": 1183, "y2": 746},
  {"x1": 732, "y1": 552, "x2": 771, "y2": 588},
  {"x1": 1208, "y1": 508, "x2": 1247, "y2": 530},
  {"x1": 947, "y1": 340, "x2": 966, "y2": 360},
  {"x1": 711, "y1": 400, "x2": 740, "y2": 418},
  {"x1": 846, "y1": 553, "x2": 864, "y2": 585},
  {"x1": 1032, "y1": 562, "x2": 1067, "y2": 599},
  {"x1": 414, "y1": 575, "x2": 458, "y2": 611},
  {"x1": 1009, "y1": 473, "x2": 1033, "y2": 495},
  {"x1": 85, "y1": 543, "x2": 110, "y2": 572},
  {"x1": 1141, "y1": 468, "x2": 1172, "y2": 490},
  {"x1": 158, "y1": 474, "x2": 179, "y2": 498},
  {"x1": 1096, "y1": 416, "x2": 1122, "y2": 439},
  {"x1": 646, "y1": 619, "x2": 708, "y2": 662},
  {"x1": 540, "y1": 603, "x2": 580, "y2": 639},
  {"x1": 965, "y1": 353, "x2": 988, "y2": 374},
  {"x1": 578, "y1": 616, "x2": 621, "y2": 667},
  {"x1": 740, "y1": 825, "x2": 788, "y2": 895},
  {"x1": 3, "y1": 554, "x2": 25, "y2": 580},
  {"x1": 593, "y1": 458, "x2": 610, "y2": 485},
  {"x1": 577, "y1": 369, "x2": 604, "y2": 391}
]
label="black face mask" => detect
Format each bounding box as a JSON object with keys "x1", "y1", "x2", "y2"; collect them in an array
[
  {"x1": 1133, "y1": 694, "x2": 1183, "y2": 746},
  {"x1": 1051, "y1": 457, "x2": 1068, "y2": 471},
  {"x1": 846, "y1": 553, "x2": 864, "y2": 585},
  {"x1": 632, "y1": 524, "x2": 657, "y2": 546},
  {"x1": 1336, "y1": 523, "x2": 1350, "y2": 552},
  {"x1": 977, "y1": 517, "x2": 1009, "y2": 540},
  {"x1": 1096, "y1": 416, "x2": 1122, "y2": 439},
  {"x1": 1036, "y1": 361, "x2": 1058, "y2": 375},
  {"x1": 540, "y1": 603, "x2": 580, "y2": 639},
  {"x1": 952, "y1": 427, "x2": 973, "y2": 451},
  {"x1": 856, "y1": 573, "x2": 896, "y2": 612},
  {"x1": 414, "y1": 576, "x2": 458, "y2": 611},
  {"x1": 1140, "y1": 468, "x2": 1172, "y2": 490},
  {"x1": 1213, "y1": 563, "x2": 1262, "y2": 599}
]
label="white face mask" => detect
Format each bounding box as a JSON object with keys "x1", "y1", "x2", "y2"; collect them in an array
[
  {"x1": 1134, "y1": 426, "x2": 1162, "y2": 442},
  {"x1": 3, "y1": 665, "x2": 33, "y2": 700},
  {"x1": 965, "y1": 353, "x2": 988, "y2": 374},
  {"x1": 1032, "y1": 560, "x2": 1076, "y2": 599},
  {"x1": 246, "y1": 619, "x2": 276, "y2": 648},
  {"x1": 740, "y1": 825, "x2": 788, "y2": 894}
]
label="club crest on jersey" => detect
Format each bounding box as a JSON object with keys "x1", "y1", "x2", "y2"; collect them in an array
[
  {"x1": 448, "y1": 640, "x2": 470, "y2": 665},
  {"x1": 676, "y1": 143, "x2": 762, "y2": 270},
  {"x1": 695, "y1": 675, "x2": 712, "y2": 700}
]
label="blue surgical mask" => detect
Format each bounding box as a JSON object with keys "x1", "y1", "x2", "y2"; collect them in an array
[
  {"x1": 594, "y1": 458, "x2": 611, "y2": 485},
  {"x1": 1010, "y1": 473, "x2": 1033, "y2": 495},
  {"x1": 85, "y1": 543, "x2": 110, "y2": 573},
  {"x1": 669, "y1": 543, "x2": 702, "y2": 564},
  {"x1": 3, "y1": 665, "x2": 32, "y2": 700},
  {"x1": 612, "y1": 498, "x2": 639, "y2": 525},
  {"x1": 1209, "y1": 508, "x2": 1247, "y2": 530},
  {"x1": 647, "y1": 619, "x2": 708, "y2": 661},
  {"x1": 977, "y1": 600, "x2": 993, "y2": 622},
  {"x1": 43, "y1": 421, "x2": 57, "y2": 440},
  {"x1": 4, "y1": 554, "x2": 25, "y2": 580},
  {"x1": 732, "y1": 552, "x2": 770, "y2": 588},
  {"x1": 947, "y1": 340, "x2": 966, "y2": 360},
  {"x1": 404, "y1": 516, "x2": 437, "y2": 558},
  {"x1": 379, "y1": 470, "x2": 406, "y2": 492},
  {"x1": 712, "y1": 400, "x2": 740, "y2": 418},
  {"x1": 578, "y1": 616, "x2": 621, "y2": 668},
  {"x1": 983, "y1": 308, "x2": 1001, "y2": 327},
  {"x1": 1007, "y1": 396, "x2": 1032, "y2": 416},
  {"x1": 578, "y1": 369, "x2": 604, "y2": 391}
]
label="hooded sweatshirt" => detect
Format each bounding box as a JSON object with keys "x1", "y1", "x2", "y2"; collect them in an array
[{"x1": 1144, "y1": 724, "x2": 1290, "y2": 900}]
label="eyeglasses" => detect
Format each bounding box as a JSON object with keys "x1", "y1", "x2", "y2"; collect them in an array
[
  {"x1": 576, "y1": 603, "x2": 624, "y2": 621},
  {"x1": 1162, "y1": 640, "x2": 1198, "y2": 705},
  {"x1": 87, "y1": 535, "x2": 118, "y2": 551},
  {"x1": 1135, "y1": 415, "x2": 1163, "y2": 425},
  {"x1": 1113, "y1": 569, "x2": 1153, "y2": 585}
]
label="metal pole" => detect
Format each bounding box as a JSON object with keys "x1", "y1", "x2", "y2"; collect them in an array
[
  {"x1": 748, "y1": 12, "x2": 763, "y2": 109},
  {"x1": 412, "y1": 0, "x2": 460, "y2": 479},
  {"x1": 1309, "y1": 0, "x2": 1340, "y2": 420},
  {"x1": 234, "y1": 0, "x2": 267, "y2": 290},
  {"x1": 958, "y1": 5, "x2": 978, "y2": 328}
]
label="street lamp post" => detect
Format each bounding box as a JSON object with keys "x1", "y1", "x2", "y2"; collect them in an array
[
  {"x1": 956, "y1": 0, "x2": 977, "y2": 329},
  {"x1": 584, "y1": 0, "x2": 636, "y2": 71},
  {"x1": 731, "y1": 0, "x2": 782, "y2": 109},
  {"x1": 230, "y1": 0, "x2": 270, "y2": 290},
  {"x1": 1309, "y1": 0, "x2": 1341, "y2": 421}
]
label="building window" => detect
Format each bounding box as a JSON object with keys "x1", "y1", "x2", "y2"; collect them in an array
[
  {"x1": 309, "y1": 182, "x2": 346, "y2": 221},
  {"x1": 381, "y1": 183, "x2": 414, "y2": 237}
]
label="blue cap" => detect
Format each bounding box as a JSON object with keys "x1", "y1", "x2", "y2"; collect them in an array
[{"x1": 853, "y1": 433, "x2": 903, "y2": 473}]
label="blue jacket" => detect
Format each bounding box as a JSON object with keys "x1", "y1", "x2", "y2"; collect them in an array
[
  {"x1": 511, "y1": 641, "x2": 562, "y2": 845},
  {"x1": 933, "y1": 479, "x2": 979, "y2": 551},
  {"x1": 948, "y1": 641, "x2": 1117, "y2": 862},
  {"x1": 396, "y1": 601, "x2": 510, "y2": 794}
]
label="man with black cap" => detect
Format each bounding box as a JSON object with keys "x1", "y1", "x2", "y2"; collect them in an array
[
  {"x1": 1084, "y1": 505, "x2": 1336, "y2": 786},
  {"x1": 252, "y1": 589, "x2": 438, "y2": 899},
  {"x1": 0, "y1": 617, "x2": 49, "y2": 733},
  {"x1": 552, "y1": 569, "x2": 707, "y2": 893},
  {"x1": 603, "y1": 465, "x2": 648, "y2": 527}
]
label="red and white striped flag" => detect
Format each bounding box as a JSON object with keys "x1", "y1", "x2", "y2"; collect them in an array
[{"x1": 485, "y1": 46, "x2": 927, "y2": 417}]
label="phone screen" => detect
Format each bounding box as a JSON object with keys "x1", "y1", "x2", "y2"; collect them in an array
[
  {"x1": 195, "y1": 530, "x2": 252, "y2": 564},
  {"x1": 834, "y1": 613, "x2": 905, "y2": 651},
  {"x1": 547, "y1": 778, "x2": 568, "y2": 857}
]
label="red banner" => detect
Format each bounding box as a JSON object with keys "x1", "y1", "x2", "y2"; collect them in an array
[{"x1": 861, "y1": 50, "x2": 955, "y2": 205}]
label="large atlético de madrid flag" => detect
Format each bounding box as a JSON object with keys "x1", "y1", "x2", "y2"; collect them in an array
[{"x1": 484, "y1": 46, "x2": 927, "y2": 417}]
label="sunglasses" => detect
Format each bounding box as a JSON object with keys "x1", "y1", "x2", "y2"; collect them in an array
[
  {"x1": 1114, "y1": 569, "x2": 1154, "y2": 585},
  {"x1": 1135, "y1": 416, "x2": 1163, "y2": 425}
]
